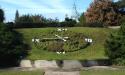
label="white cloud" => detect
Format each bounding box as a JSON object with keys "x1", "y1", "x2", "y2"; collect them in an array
[
  {"x1": 0, "y1": 0, "x2": 48, "y2": 9},
  {"x1": 0, "y1": 0, "x2": 71, "y2": 13},
  {"x1": 0, "y1": 0, "x2": 73, "y2": 22}
]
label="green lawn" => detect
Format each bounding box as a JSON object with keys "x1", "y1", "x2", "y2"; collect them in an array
[
  {"x1": 17, "y1": 27, "x2": 116, "y2": 60},
  {"x1": 0, "y1": 70, "x2": 125, "y2": 75},
  {"x1": 0, "y1": 70, "x2": 44, "y2": 75},
  {"x1": 81, "y1": 70, "x2": 125, "y2": 75}
]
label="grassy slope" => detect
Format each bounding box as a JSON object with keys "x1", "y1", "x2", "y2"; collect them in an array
[
  {"x1": 17, "y1": 27, "x2": 115, "y2": 60},
  {"x1": 0, "y1": 70, "x2": 43, "y2": 75}
]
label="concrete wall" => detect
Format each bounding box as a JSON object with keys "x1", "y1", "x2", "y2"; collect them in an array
[
  {"x1": 34, "y1": 60, "x2": 59, "y2": 69},
  {"x1": 20, "y1": 60, "x2": 110, "y2": 69}
]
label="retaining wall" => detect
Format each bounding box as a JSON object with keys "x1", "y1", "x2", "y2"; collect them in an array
[{"x1": 20, "y1": 59, "x2": 111, "y2": 69}]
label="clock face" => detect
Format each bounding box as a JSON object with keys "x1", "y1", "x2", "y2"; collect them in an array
[{"x1": 32, "y1": 28, "x2": 92, "y2": 52}]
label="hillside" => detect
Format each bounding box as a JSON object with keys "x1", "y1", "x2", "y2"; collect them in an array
[{"x1": 16, "y1": 27, "x2": 116, "y2": 60}]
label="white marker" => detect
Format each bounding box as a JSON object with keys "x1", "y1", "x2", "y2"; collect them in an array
[
  {"x1": 62, "y1": 52, "x2": 65, "y2": 54},
  {"x1": 32, "y1": 39, "x2": 35, "y2": 42},
  {"x1": 64, "y1": 28, "x2": 67, "y2": 31},
  {"x1": 85, "y1": 38, "x2": 88, "y2": 42},
  {"x1": 57, "y1": 28, "x2": 62, "y2": 31},
  {"x1": 56, "y1": 52, "x2": 60, "y2": 54},
  {"x1": 88, "y1": 39, "x2": 93, "y2": 43}
]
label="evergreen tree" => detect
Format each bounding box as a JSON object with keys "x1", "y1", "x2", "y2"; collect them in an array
[
  {"x1": 105, "y1": 22, "x2": 125, "y2": 65},
  {"x1": 0, "y1": 9, "x2": 28, "y2": 64},
  {"x1": 15, "y1": 10, "x2": 19, "y2": 23},
  {"x1": 0, "y1": 23, "x2": 28, "y2": 64}
]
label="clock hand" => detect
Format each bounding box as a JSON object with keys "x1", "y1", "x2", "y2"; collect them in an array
[
  {"x1": 55, "y1": 34, "x2": 67, "y2": 42},
  {"x1": 64, "y1": 37, "x2": 69, "y2": 39},
  {"x1": 62, "y1": 38, "x2": 67, "y2": 42},
  {"x1": 55, "y1": 34, "x2": 62, "y2": 39}
]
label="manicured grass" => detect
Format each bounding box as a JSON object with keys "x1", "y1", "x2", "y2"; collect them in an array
[
  {"x1": 17, "y1": 27, "x2": 116, "y2": 60},
  {"x1": 0, "y1": 70, "x2": 44, "y2": 75},
  {"x1": 80, "y1": 70, "x2": 125, "y2": 75},
  {"x1": 1, "y1": 70, "x2": 125, "y2": 75}
]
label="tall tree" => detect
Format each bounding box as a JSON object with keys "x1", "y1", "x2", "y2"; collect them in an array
[
  {"x1": 0, "y1": 8, "x2": 5, "y2": 22},
  {"x1": 32, "y1": 15, "x2": 43, "y2": 23},
  {"x1": 85, "y1": 0, "x2": 121, "y2": 27},
  {"x1": 113, "y1": 0, "x2": 125, "y2": 25},
  {"x1": 15, "y1": 10, "x2": 19, "y2": 23}
]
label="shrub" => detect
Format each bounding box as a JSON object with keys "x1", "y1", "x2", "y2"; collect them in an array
[
  {"x1": 0, "y1": 23, "x2": 29, "y2": 65},
  {"x1": 60, "y1": 17, "x2": 77, "y2": 27},
  {"x1": 86, "y1": 21, "x2": 104, "y2": 27},
  {"x1": 47, "y1": 41, "x2": 64, "y2": 52},
  {"x1": 105, "y1": 23, "x2": 125, "y2": 65}
]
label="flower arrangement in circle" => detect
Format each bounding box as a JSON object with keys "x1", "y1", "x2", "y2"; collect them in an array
[{"x1": 32, "y1": 28, "x2": 93, "y2": 53}]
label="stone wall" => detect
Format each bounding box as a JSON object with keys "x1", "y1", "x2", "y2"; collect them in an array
[
  {"x1": 34, "y1": 60, "x2": 58, "y2": 69},
  {"x1": 20, "y1": 60, "x2": 110, "y2": 69}
]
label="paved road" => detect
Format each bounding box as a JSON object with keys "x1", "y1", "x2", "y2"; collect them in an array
[{"x1": 45, "y1": 71, "x2": 80, "y2": 75}]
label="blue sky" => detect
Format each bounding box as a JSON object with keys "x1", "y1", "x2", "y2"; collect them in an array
[{"x1": 0, "y1": 0, "x2": 118, "y2": 22}]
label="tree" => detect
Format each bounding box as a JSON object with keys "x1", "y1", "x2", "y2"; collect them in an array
[
  {"x1": 78, "y1": 12, "x2": 86, "y2": 26},
  {"x1": 105, "y1": 22, "x2": 125, "y2": 65},
  {"x1": 0, "y1": 23, "x2": 29, "y2": 65},
  {"x1": 14, "y1": 14, "x2": 60, "y2": 28},
  {"x1": 15, "y1": 10, "x2": 19, "y2": 23},
  {"x1": 17, "y1": 14, "x2": 33, "y2": 23},
  {"x1": 60, "y1": 15, "x2": 77, "y2": 27},
  {"x1": 32, "y1": 15, "x2": 42, "y2": 23},
  {"x1": 85, "y1": 0, "x2": 121, "y2": 27},
  {"x1": 116, "y1": 0, "x2": 125, "y2": 8},
  {"x1": 0, "y1": 8, "x2": 5, "y2": 23},
  {"x1": 16, "y1": 14, "x2": 46, "y2": 23},
  {"x1": 115, "y1": 0, "x2": 125, "y2": 24},
  {"x1": 0, "y1": 9, "x2": 28, "y2": 64}
]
